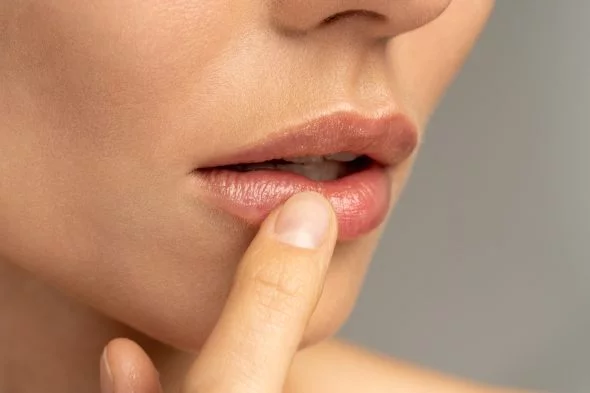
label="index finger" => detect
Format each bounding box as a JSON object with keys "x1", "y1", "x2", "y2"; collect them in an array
[{"x1": 184, "y1": 192, "x2": 338, "y2": 393}]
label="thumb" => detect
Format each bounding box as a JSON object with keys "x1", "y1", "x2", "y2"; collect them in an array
[{"x1": 100, "y1": 338, "x2": 162, "y2": 393}]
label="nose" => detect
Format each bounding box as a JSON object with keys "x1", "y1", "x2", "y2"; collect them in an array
[{"x1": 269, "y1": 0, "x2": 452, "y2": 39}]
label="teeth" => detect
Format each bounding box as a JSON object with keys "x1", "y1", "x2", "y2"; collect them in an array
[
  {"x1": 325, "y1": 152, "x2": 359, "y2": 162},
  {"x1": 229, "y1": 153, "x2": 362, "y2": 181},
  {"x1": 284, "y1": 153, "x2": 359, "y2": 164},
  {"x1": 231, "y1": 161, "x2": 347, "y2": 181},
  {"x1": 278, "y1": 161, "x2": 345, "y2": 181},
  {"x1": 285, "y1": 156, "x2": 325, "y2": 164}
]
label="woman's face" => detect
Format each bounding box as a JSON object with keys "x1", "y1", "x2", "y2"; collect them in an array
[{"x1": 1, "y1": 0, "x2": 493, "y2": 350}]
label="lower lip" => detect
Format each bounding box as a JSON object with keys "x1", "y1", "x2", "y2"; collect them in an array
[{"x1": 193, "y1": 164, "x2": 391, "y2": 241}]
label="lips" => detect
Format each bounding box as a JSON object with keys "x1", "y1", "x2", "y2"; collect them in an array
[{"x1": 192, "y1": 111, "x2": 418, "y2": 241}]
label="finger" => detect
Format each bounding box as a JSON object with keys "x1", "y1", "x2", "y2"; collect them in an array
[
  {"x1": 184, "y1": 191, "x2": 338, "y2": 393},
  {"x1": 100, "y1": 338, "x2": 163, "y2": 393}
]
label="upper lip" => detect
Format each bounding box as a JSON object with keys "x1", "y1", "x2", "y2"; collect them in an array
[{"x1": 198, "y1": 111, "x2": 418, "y2": 169}]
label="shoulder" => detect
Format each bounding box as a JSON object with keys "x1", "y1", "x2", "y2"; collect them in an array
[{"x1": 287, "y1": 339, "x2": 534, "y2": 393}]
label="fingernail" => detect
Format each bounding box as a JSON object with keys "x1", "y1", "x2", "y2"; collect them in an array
[
  {"x1": 100, "y1": 347, "x2": 114, "y2": 393},
  {"x1": 274, "y1": 192, "x2": 331, "y2": 249}
]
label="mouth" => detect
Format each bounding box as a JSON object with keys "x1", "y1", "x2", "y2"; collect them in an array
[
  {"x1": 192, "y1": 111, "x2": 418, "y2": 241},
  {"x1": 215, "y1": 153, "x2": 374, "y2": 181}
]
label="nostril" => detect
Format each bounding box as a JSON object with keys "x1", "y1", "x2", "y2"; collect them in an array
[{"x1": 321, "y1": 9, "x2": 387, "y2": 26}]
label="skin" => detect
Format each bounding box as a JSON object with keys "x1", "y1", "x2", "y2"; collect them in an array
[{"x1": 0, "y1": 0, "x2": 526, "y2": 392}]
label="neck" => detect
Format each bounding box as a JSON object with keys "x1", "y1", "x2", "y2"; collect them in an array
[{"x1": 0, "y1": 260, "x2": 194, "y2": 393}]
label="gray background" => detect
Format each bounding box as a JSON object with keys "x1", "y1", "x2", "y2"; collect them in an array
[{"x1": 339, "y1": 2, "x2": 590, "y2": 393}]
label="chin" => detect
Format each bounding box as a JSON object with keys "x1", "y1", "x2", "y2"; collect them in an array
[
  {"x1": 110, "y1": 229, "x2": 378, "y2": 354},
  {"x1": 115, "y1": 283, "x2": 356, "y2": 354}
]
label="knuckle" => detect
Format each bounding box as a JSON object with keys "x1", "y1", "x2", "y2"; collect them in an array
[{"x1": 248, "y1": 260, "x2": 318, "y2": 326}]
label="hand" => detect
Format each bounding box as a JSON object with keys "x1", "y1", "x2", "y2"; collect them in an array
[{"x1": 99, "y1": 192, "x2": 338, "y2": 393}]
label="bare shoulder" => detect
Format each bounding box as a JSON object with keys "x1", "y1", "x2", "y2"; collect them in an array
[{"x1": 287, "y1": 339, "x2": 535, "y2": 393}]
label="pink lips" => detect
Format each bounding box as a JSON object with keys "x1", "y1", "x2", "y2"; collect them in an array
[{"x1": 193, "y1": 111, "x2": 418, "y2": 241}]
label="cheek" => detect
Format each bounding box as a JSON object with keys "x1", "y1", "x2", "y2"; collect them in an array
[
  {"x1": 386, "y1": 0, "x2": 494, "y2": 126},
  {"x1": 6, "y1": 0, "x2": 236, "y2": 153},
  {"x1": 0, "y1": 0, "x2": 240, "y2": 272},
  {"x1": 0, "y1": 0, "x2": 252, "y2": 350}
]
